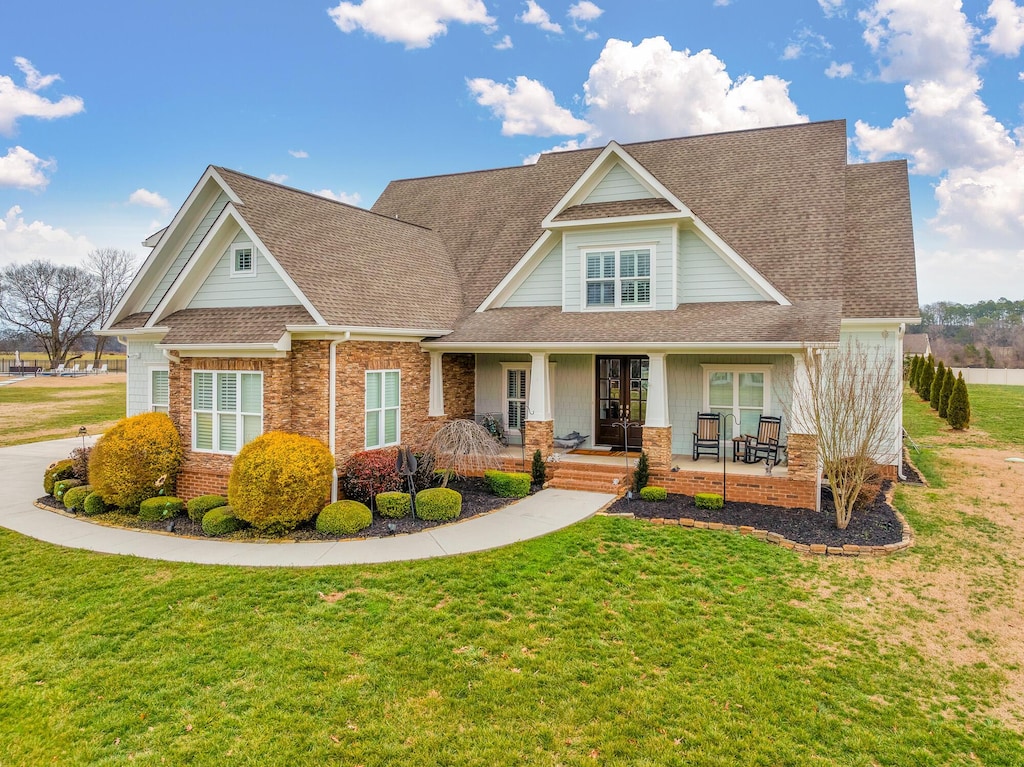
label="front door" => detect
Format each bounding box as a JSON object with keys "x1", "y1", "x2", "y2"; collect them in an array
[{"x1": 596, "y1": 356, "x2": 648, "y2": 449}]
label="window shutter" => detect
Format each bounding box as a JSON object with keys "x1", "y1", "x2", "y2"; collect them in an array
[
  {"x1": 194, "y1": 412, "x2": 214, "y2": 450},
  {"x1": 152, "y1": 370, "x2": 169, "y2": 411},
  {"x1": 383, "y1": 371, "x2": 400, "y2": 408},
  {"x1": 240, "y1": 373, "x2": 261, "y2": 413},
  {"x1": 194, "y1": 373, "x2": 214, "y2": 411},
  {"x1": 217, "y1": 373, "x2": 237, "y2": 411},
  {"x1": 366, "y1": 372, "x2": 381, "y2": 410},
  {"x1": 219, "y1": 414, "x2": 237, "y2": 453}
]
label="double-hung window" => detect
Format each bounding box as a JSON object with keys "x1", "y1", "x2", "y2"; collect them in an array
[
  {"x1": 585, "y1": 247, "x2": 652, "y2": 308},
  {"x1": 703, "y1": 365, "x2": 770, "y2": 439},
  {"x1": 505, "y1": 366, "x2": 528, "y2": 435},
  {"x1": 366, "y1": 370, "x2": 400, "y2": 449},
  {"x1": 193, "y1": 371, "x2": 263, "y2": 453},
  {"x1": 150, "y1": 368, "x2": 169, "y2": 413}
]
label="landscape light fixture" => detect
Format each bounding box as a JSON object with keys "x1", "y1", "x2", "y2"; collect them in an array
[{"x1": 78, "y1": 426, "x2": 88, "y2": 450}]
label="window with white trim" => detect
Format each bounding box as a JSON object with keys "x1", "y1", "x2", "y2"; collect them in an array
[
  {"x1": 703, "y1": 366, "x2": 770, "y2": 439},
  {"x1": 192, "y1": 371, "x2": 263, "y2": 453},
  {"x1": 584, "y1": 247, "x2": 652, "y2": 308},
  {"x1": 231, "y1": 245, "x2": 255, "y2": 276},
  {"x1": 366, "y1": 370, "x2": 400, "y2": 449},
  {"x1": 505, "y1": 366, "x2": 528, "y2": 435},
  {"x1": 150, "y1": 368, "x2": 169, "y2": 413}
]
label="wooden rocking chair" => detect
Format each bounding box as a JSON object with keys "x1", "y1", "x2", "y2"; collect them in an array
[
  {"x1": 692, "y1": 412, "x2": 722, "y2": 461},
  {"x1": 744, "y1": 416, "x2": 783, "y2": 465}
]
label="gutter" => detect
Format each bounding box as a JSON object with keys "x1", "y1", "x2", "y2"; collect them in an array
[{"x1": 329, "y1": 331, "x2": 350, "y2": 502}]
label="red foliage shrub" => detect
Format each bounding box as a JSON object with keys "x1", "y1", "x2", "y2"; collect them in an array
[{"x1": 342, "y1": 448, "x2": 402, "y2": 505}]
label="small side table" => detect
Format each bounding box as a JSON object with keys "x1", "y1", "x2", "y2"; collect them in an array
[{"x1": 731, "y1": 436, "x2": 748, "y2": 463}]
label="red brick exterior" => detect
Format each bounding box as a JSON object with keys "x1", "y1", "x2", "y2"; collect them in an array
[
  {"x1": 648, "y1": 468, "x2": 818, "y2": 510},
  {"x1": 524, "y1": 420, "x2": 554, "y2": 461}
]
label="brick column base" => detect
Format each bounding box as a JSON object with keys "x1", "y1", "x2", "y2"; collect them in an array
[
  {"x1": 524, "y1": 420, "x2": 554, "y2": 461},
  {"x1": 642, "y1": 426, "x2": 673, "y2": 470},
  {"x1": 786, "y1": 433, "x2": 819, "y2": 483}
]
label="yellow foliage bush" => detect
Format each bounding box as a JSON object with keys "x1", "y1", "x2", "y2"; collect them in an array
[
  {"x1": 88, "y1": 412, "x2": 183, "y2": 511},
  {"x1": 227, "y1": 431, "x2": 335, "y2": 533}
]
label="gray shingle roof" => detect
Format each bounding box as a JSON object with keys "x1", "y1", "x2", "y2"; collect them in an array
[
  {"x1": 160, "y1": 306, "x2": 315, "y2": 345},
  {"x1": 108, "y1": 311, "x2": 152, "y2": 330},
  {"x1": 903, "y1": 333, "x2": 930, "y2": 355},
  {"x1": 553, "y1": 198, "x2": 678, "y2": 221}
]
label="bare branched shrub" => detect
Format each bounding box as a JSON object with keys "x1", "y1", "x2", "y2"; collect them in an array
[
  {"x1": 787, "y1": 340, "x2": 902, "y2": 530},
  {"x1": 419, "y1": 419, "x2": 504, "y2": 487}
]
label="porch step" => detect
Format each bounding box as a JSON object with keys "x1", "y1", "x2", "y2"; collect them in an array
[{"x1": 546, "y1": 462, "x2": 630, "y2": 494}]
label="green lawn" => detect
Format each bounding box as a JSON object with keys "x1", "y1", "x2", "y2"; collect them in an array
[
  {"x1": 0, "y1": 380, "x2": 125, "y2": 446},
  {"x1": 968, "y1": 384, "x2": 1024, "y2": 446}
]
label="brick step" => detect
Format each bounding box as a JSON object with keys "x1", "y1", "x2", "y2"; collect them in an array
[
  {"x1": 546, "y1": 471, "x2": 629, "y2": 493},
  {"x1": 548, "y1": 462, "x2": 633, "y2": 477}
]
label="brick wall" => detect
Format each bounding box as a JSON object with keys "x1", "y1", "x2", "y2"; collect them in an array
[
  {"x1": 649, "y1": 469, "x2": 818, "y2": 510},
  {"x1": 524, "y1": 420, "x2": 554, "y2": 460},
  {"x1": 642, "y1": 426, "x2": 672, "y2": 470},
  {"x1": 443, "y1": 353, "x2": 476, "y2": 419}
]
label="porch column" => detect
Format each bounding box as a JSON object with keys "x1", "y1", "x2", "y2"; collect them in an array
[
  {"x1": 525, "y1": 352, "x2": 554, "y2": 459},
  {"x1": 789, "y1": 352, "x2": 822, "y2": 511},
  {"x1": 428, "y1": 351, "x2": 445, "y2": 417},
  {"x1": 642, "y1": 352, "x2": 673, "y2": 470}
]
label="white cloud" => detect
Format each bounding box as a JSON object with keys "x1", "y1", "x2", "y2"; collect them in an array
[
  {"x1": 313, "y1": 188, "x2": 362, "y2": 205},
  {"x1": 468, "y1": 76, "x2": 591, "y2": 137},
  {"x1": 523, "y1": 139, "x2": 583, "y2": 165},
  {"x1": 983, "y1": 0, "x2": 1024, "y2": 56},
  {"x1": 781, "y1": 28, "x2": 832, "y2": 61},
  {"x1": 0, "y1": 205, "x2": 94, "y2": 268},
  {"x1": 494, "y1": 34, "x2": 513, "y2": 50},
  {"x1": 818, "y1": 0, "x2": 845, "y2": 17},
  {"x1": 127, "y1": 188, "x2": 169, "y2": 210},
  {"x1": 825, "y1": 61, "x2": 854, "y2": 78},
  {"x1": 267, "y1": 173, "x2": 288, "y2": 184},
  {"x1": 713, "y1": 0, "x2": 732, "y2": 6},
  {"x1": 568, "y1": 1, "x2": 602, "y2": 22},
  {"x1": 0, "y1": 57, "x2": 84, "y2": 135},
  {"x1": 782, "y1": 43, "x2": 802, "y2": 60},
  {"x1": 0, "y1": 146, "x2": 54, "y2": 190},
  {"x1": 518, "y1": 1, "x2": 563, "y2": 34},
  {"x1": 932, "y1": 154, "x2": 1024, "y2": 246},
  {"x1": 288, "y1": 149, "x2": 309, "y2": 158},
  {"x1": 327, "y1": 0, "x2": 495, "y2": 48}
]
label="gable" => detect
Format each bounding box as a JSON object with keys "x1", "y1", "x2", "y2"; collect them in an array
[
  {"x1": 677, "y1": 228, "x2": 771, "y2": 303},
  {"x1": 582, "y1": 162, "x2": 656, "y2": 205},
  {"x1": 187, "y1": 231, "x2": 302, "y2": 309},
  {"x1": 505, "y1": 241, "x2": 562, "y2": 307}
]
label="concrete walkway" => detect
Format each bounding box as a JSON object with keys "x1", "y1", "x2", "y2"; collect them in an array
[{"x1": 0, "y1": 438, "x2": 615, "y2": 567}]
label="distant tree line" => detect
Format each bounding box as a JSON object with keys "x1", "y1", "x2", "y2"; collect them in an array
[{"x1": 911, "y1": 297, "x2": 1024, "y2": 368}]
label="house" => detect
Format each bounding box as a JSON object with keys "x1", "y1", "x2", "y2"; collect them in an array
[
  {"x1": 903, "y1": 333, "x2": 931, "y2": 358},
  {"x1": 99, "y1": 120, "x2": 919, "y2": 509}
]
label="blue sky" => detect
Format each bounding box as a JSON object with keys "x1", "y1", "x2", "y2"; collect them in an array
[{"x1": 1, "y1": 0, "x2": 1022, "y2": 305}]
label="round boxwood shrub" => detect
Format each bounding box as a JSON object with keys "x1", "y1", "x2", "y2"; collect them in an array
[
  {"x1": 186, "y1": 494, "x2": 228, "y2": 523},
  {"x1": 44, "y1": 459, "x2": 75, "y2": 495},
  {"x1": 83, "y1": 492, "x2": 109, "y2": 517},
  {"x1": 202, "y1": 506, "x2": 245, "y2": 537},
  {"x1": 484, "y1": 470, "x2": 531, "y2": 499},
  {"x1": 694, "y1": 492, "x2": 724, "y2": 510},
  {"x1": 416, "y1": 487, "x2": 462, "y2": 521},
  {"x1": 376, "y1": 491, "x2": 411, "y2": 519},
  {"x1": 227, "y1": 431, "x2": 335, "y2": 534},
  {"x1": 639, "y1": 486, "x2": 667, "y2": 502},
  {"x1": 89, "y1": 412, "x2": 183, "y2": 511},
  {"x1": 316, "y1": 500, "x2": 373, "y2": 535},
  {"x1": 53, "y1": 477, "x2": 83, "y2": 502},
  {"x1": 139, "y1": 495, "x2": 184, "y2": 522},
  {"x1": 62, "y1": 485, "x2": 93, "y2": 512}
]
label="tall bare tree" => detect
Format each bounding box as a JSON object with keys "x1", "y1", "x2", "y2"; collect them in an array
[
  {"x1": 0, "y1": 260, "x2": 99, "y2": 367},
  {"x1": 787, "y1": 341, "x2": 903, "y2": 530},
  {"x1": 86, "y1": 248, "x2": 137, "y2": 363}
]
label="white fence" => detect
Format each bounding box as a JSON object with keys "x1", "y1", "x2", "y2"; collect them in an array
[{"x1": 951, "y1": 368, "x2": 1024, "y2": 386}]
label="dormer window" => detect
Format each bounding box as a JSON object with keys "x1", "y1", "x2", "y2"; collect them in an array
[
  {"x1": 231, "y1": 245, "x2": 256, "y2": 277},
  {"x1": 584, "y1": 247, "x2": 651, "y2": 308}
]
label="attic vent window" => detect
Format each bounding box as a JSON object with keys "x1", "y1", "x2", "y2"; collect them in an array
[{"x1": 231, "y1": 245, "x2": 256, "y2": 276}]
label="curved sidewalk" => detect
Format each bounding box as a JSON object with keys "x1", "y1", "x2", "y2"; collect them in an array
[{"x1": 0, "y1": 438, "x2": 615, "y2": 567}]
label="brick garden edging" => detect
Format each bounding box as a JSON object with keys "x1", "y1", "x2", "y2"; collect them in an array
[{"x1": 600, "y1": 484, "x2": 915, "y2": 557}]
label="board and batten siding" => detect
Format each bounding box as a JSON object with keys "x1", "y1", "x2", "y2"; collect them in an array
[
  {"x1": 143, "y1": 190, "x2": 231, "y2": 312},
  {"x1": 505, "y1": 242, "x2": 563, "y2": 307},
  {"x1": 188, "y1": 232, "x2": 300, "y2": 309},
  {"x1": 677, "y1": 228, "x2": 768, "y2": 303},
  {"x1": 563, "y1": 225, "x2": 674, "y2": 311},
  {"x1": 582, "y1": 163, "x2": 655, "y2": 204},
  {"x1": 126, "y1": 339, "x2": 167, "y2": 416}
]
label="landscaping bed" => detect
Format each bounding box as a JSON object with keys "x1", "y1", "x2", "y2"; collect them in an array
[{"x1": 609, "y1": 482, "x2": 903, "y2": 548}]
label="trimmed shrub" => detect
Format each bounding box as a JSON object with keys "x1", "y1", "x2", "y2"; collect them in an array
[
  {"x1": 947, "y1": 372, "x2": 971, "y2": 430},
  {"x1": 695, "y1": 492, "x2": 724, "y2": 510},
  {"x1": 83, "y1": 492, "x2": 109, "y2": 517},
  {"x1": 139, "y1": 495, "x2": 184, "y2": 522},
  {"x1": 909, "y1": 355, "x2": 919, "y2": 388},
  {"x1": 639, "y1": 486, "x2": 667, "y2": 502},
  {"x1": 62, "y1": 485, "x2": 93, "y2": 512},
  {"x1": 376, "y1": 491, "x2": 411, "y2": 519},
  {"x1": 938, "y1": 366, "x2": 955, "y2": 419},
  {"x1": 531, "y1": 449, "x2": 546, "y2": 485},
  {"x1": 228, "y1": 431, "x2": 334, "y2": 533},
  {"x1": 484, "y1": 470, "x2": 531, "y2": 498},
  {"x1": 44, "y1": 459, "x2": 75, "y2": 495},
  {"x1": 54, "y1": 478, "x2": 83, "y2": 502},
  {"x1": 416, "y1": 487, "x2": 462, "y2": 521},
  {"x1": 186, "y1": 494, "x2": 228, "y2": 523},
  {"x1": 316, "y1": 500, "x2": 373, "y2": 535},
  {"x1": 69, "y1": 446, "x2": 92, "y2": 481},
  {"x1": 930, "y1": 361, "x2": 946, "y2": 410},
  {"x1": 202, "y1": 506, "x2": 245, "y2": 537},
  {"x1": 88, "y1": 412, "x2": 183, "y2": 511},
  {"x1": 632, "y1": 452, "x2": 650, "y2": 493},
  {"x1": 342, "y1": 448, "x2": 402, "y2": 505},
  {"x1": 918, "y1": 355, "x2": 934, "y2": 400}
]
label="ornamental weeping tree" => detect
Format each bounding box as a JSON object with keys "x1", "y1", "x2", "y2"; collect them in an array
[
  {"x1": 788, "y1": 340, "x2": 903, "y2": 530},
  {"x1": 420, "y1": 419, "x2": 504, "y2": 487}
]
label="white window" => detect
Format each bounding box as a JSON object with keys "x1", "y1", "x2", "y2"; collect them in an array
[
  {"x1": 504, "y1": 366, "x2": 528, "y2": 435},
  {"x1": 702, "y1": 365, "x2": 771, "y2": 439},
  {"x1": 584, "y1": 247, "x2": 652, "y2": 309},
  {"x1": 231, "y1": 245, "x2": 256, "y2": 276},
  {"x1": 150, "y1": 368, "x2": 169, "y2": 413},
  {"x1": 366, "y1": 370, "x2": 400, "y2": 449},
  {"x1": 193, "y1": 371, "x2": 263, "y2": 453}
]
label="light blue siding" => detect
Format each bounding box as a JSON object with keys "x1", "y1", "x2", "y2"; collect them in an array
[
  {"x1": 564, "y1": 225, "x2": 674, "y2": 311},
  {"x1": 143, "y1": 191, "x2": 231, "y2": 312},
  {"x1": 475, "y1": 353, "x2": 530, "y2": 445},
  {"x1": 583, "y1": 163, "x2": 655, "y2": 204},
  {"x1": 188, "y1": 232, "x2": 300, "y2": 309},
  {"x1": 126, "y1": 339, "x2": 167, "y2": 416},
  {"x1": 677, "y1": 229, "x2": 768, "y2": 304},
  {"x1": 505, "y1": 242, "x2": 562, "y2": 307},
  {"x1": 551, "y1": 354, "x2": 593, "y2": 446}
]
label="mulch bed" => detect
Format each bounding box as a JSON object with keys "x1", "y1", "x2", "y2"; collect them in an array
[
  {"x1": 37, "y1": 478, "x2": 533, "y2": 542},
  {"x1": 610, "y1": 481, "x2": 904, "y2": 548}
]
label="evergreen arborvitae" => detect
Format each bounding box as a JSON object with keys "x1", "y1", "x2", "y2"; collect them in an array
[
  {"x1": 938, "y1": 366, "x2": 955, "y2": 419},
  {"x1": 947, "y1": 372, "x2": 971, "y2": 430},
  {"x1": 930, "y1": 360, "x2": 946, "y2": 410},
  {"x1": 531, "y1": 448, "x2": 546, "y2": 485},
  {"x1": 918, "y1": 356, "x2": 934, "y2": 401},
  {"x1": 909, "y1": 355, "x2": 919, "y2": 389},
  {"x1": 632, "y1": 452, "x2": 649, "y2": 493}
]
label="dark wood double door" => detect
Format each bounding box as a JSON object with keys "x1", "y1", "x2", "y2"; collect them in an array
[{"x1": 596, "y1": 355, "x2": 649, "y2": 449}]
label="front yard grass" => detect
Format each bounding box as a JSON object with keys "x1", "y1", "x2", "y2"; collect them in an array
[{"x1": 0, "y1": 375, "x2": 125, "y2": 446}]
